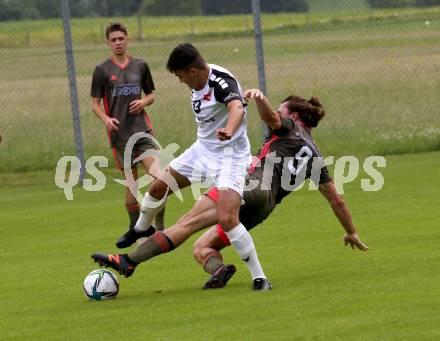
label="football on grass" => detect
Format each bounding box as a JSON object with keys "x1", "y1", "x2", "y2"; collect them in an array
[{"x1": 83, "y1": 269, "x2": 119, "y2": 300}]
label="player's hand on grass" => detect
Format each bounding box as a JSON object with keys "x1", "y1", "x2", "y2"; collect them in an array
[
  {"x1": 216, "y1": 128, "x2": 232, "y2": 140},
  {"x1": 105, "y1": 117, "x2": 120, "y2": 132},
  {"x1": 129, "y1": 99, "x2": 145, "y2": 114},
  {"x1": 243, "y1": 89, "x2": 264, "y2": 101},
  {"x1": 344, "y1": 233, "x2": 369, "y2": 251}
]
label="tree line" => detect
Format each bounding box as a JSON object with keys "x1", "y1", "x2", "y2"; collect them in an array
[
  {"x1": 1, "y1": 0, "x2": 439, "y2": 21},
  {"x1": 367, "y1": 0, "x2": 440, "y2": 7},
  {"x1": 0, "y1": 0, "x2": 308, "y2": 21}
]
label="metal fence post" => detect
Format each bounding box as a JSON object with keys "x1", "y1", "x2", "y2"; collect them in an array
[
  {"x1": 251, "y1": 0, "x2": 269, "y2": 139},
  {"x1": 61, "y1": 0, "x2": 85, "y2": 181}
]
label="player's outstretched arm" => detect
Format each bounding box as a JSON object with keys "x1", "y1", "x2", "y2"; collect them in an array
[
  {"x1": 243, "y1": 88, "x2": 281, "y2": 130},
  {"x1": 318, "y1": 181, "x2": 369, "y2": 251}
]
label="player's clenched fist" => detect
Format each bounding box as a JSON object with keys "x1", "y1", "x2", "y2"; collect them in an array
[
  {"x1": 244, "y1": 88, "x2": 264, "y2": 101},
  {"x1": 216, "y1": 128, "x2": 232, "y2": 140}
]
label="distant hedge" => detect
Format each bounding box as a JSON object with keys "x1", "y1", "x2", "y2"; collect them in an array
[
  {"x1": 0, "y1": 0, "x2": 309, "y2": 22},
  {"x1": 201, "y1": 0, "x2": 308, "y2": 15},
  {"x1": 367, "y1": 0, "x2": 440, "y2": 8}
]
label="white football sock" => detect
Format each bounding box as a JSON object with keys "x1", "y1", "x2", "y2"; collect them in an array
[
  {"x1": 225, "y1": 223, "x2": 266, "y2": 280},
  {"x1": 134, "y1": 193, "x2": 166, "y2": 232}
]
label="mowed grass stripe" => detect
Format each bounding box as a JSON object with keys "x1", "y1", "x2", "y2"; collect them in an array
[{"x1": 0, "y1": 151, "x2": 439, "y2": 340}]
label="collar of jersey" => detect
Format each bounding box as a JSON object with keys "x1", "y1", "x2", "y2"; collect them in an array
[{"x1": 111, "y1": 56, "x2": 131, "y2": 70}]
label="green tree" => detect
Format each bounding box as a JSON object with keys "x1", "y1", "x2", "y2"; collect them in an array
[
  {"x1": 366, "y1": 0, "x2": 416, "y2": 8},
  {"x1": 0, "y1": 0, "x2": 21, "y2": 21},
  {"x1": 35, "y1": 0, "x2": 59, "y2": 18},
  {"x1": 92, "y1": 0, "x2": 140, "y2": 17},
  {"x1": 261, "y1": 0, "x2": 308, "y2": 13},
  {"x1": 202, "y1": 0, "x2": 308, "y2": 15},
  {"x1": 70, "y1": 0, "x2": 100, "y2": 18},
  {"x1": 202, "y1": 0, "x2": 250, "y2": 15},
  {"x1": 142, "y1": 0, "x2": 202, "y2": 16},
  {"x1": 415, "y1": 0, "x2": 440, "y2": 6}
]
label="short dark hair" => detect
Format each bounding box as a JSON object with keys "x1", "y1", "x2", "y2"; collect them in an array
[
  {"x1": 105, "y1": 22, "x2": 128, "y2": 40},
  {"x1": 166, "y1": 43, "x2": 206, "y2": 72},
  {"x1": 282, "y1": 95, "x2": 326, "y2": 128}
]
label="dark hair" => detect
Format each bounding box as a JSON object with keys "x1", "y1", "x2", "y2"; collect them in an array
[
  {"x1": 282, "y1": 95, "x2": 326, "y2": 128},
  {"x1": 166, "y1": 43, "x2": 206, "y2": 72},
  {"x1": 105, "y1": 22, "x2": 128, "y2": 40}
]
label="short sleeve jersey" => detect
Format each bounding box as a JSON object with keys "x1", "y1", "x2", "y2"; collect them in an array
[
  {"x1": 90, "y1": 57, "x2": 155, "y2": 147},
  {"x1": 249, "y1": 117, "x2": 332, "y2": 205},
  {"x1": 190, "y1": 64, "x2": 247, "y2": 152}
]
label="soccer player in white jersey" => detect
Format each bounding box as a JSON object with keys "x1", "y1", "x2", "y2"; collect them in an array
[{"x1": 103, "y1": 43, "x2": 271, "y2": 290}]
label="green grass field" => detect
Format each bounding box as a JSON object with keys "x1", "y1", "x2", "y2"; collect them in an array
[
  {"x1": 1, "y1": 151, "x2": 439, "y2": 340},
  {"x1": 1, "y1": 7, "x2": 438, "y2": 47}
]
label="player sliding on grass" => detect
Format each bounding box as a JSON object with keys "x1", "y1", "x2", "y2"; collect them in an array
[{"x1": 92, "y1": 89, "x2": 369, "y2": 290}]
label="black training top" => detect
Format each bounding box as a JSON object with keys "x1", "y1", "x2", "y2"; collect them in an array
[
  {"x1": 91, "y1": 57, "x2": 155, "y2": 147},
  {"x1": 248, "y1": 117, "x2": 332, "y2": 205}
]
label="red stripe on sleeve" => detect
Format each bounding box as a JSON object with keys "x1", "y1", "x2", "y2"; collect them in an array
[
  {"x1": 247, "y1": 135, "x2": 279, "y2": 174},
  {"x1": 103, "y1": 95, "x2": 109, "y2": 115}
]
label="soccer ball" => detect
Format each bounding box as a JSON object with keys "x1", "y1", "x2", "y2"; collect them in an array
[{"x1": 83, "y1": 269, "x2": 119, "y2": 300}]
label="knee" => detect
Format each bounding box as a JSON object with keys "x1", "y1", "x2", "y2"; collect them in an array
[{"x1": 218, "y1": 212, "x2": 239, "y2": 231}]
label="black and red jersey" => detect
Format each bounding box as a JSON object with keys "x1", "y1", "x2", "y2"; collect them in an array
[
  {"x1": 249, "y1": 117, "x2": 332, "y2": 205},
  {"x1": 91, "y1": 57, "x2": 155, "y2": 147}
]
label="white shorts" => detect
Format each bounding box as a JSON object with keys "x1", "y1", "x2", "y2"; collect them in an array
[{"x1": 169, "y1": 139, "x2": 251, "y2": 196}]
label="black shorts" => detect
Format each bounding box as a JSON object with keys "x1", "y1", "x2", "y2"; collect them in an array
[
  {"x1": 240, "y1": 176, "x2": 276, "y2": 230},
  {"x1": 112, "y1": 136, "x2": 158, "y2": 171}
]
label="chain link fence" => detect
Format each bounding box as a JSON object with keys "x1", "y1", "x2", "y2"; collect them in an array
[{"x1": 1, "y1": 0, "x2": 439, "y2": 174}]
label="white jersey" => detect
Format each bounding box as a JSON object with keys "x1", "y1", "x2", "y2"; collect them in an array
[{"x1": 190, "y1": 64, "x2": 248, "y2": 152}]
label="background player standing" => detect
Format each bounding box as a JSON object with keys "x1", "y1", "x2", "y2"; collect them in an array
[{"x1": 91, "y1": 22, "x2": 165, "y2": 236}]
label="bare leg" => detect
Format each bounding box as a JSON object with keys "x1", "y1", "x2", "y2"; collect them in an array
[
  {"x1": 193, "y1": 227, "x2": 227, "y2": 264},
  {"x1": 193, "y1": 226, "x2": 237, "y2": 289},
  {"x1": 217, "y1": 188, "x2": 241, "y2": 232}
]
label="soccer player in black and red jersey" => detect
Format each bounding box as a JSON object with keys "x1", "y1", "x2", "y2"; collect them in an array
[
  {"x1": 92, "y1": 89, "x2": 368, "y2": 290},
  {"x1": 91, "y1": 22, "x2": 165, "y2": 235},
  {"x1": 192, "y1": 89, "x2": 368, "y2": 288}
]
